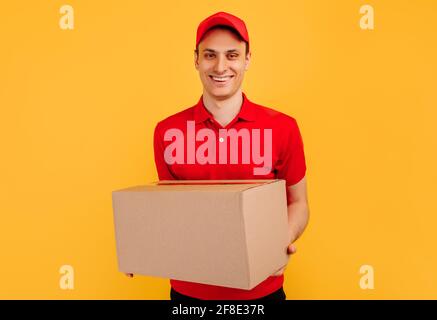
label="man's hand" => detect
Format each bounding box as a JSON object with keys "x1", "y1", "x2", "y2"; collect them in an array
[
  {"x1": 271, "y1": 243, "x2": 297, "y2": 277},
  {"x1": 125, "y1": 273, "x2": 134, "y2": 278}
]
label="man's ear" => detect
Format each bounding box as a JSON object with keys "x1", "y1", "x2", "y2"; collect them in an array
[
  {"x1": 244, "y1": 51, "x2": 251, "y2": 71},
  {"x1": 194, "y1": 50, "x2": 199, "y2": 70}
]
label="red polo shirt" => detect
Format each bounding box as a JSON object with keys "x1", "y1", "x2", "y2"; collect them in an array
[{"x1": 153, "y1": 92, "x2": 306, "y2": 300}]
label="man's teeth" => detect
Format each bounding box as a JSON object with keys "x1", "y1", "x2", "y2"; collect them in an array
[{"x1": 211, "y1": 76, "x2": 232, "y2": 81}]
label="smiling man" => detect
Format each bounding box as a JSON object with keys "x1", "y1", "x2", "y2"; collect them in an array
[{"x1": 130, "y1": 11, "x2": 309, "y2": 300}]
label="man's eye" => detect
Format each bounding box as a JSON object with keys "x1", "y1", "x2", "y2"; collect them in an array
[
  {"x1": 228, "y1": 54, "x2": 239, "y2": 59},
  {"x1": 205, "y1": 54, "x2": 215, "y2": 58}
]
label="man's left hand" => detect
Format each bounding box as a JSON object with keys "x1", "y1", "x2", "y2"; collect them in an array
[{"x1": 271, "y1": 243, "x2": 297, "y2": 276}]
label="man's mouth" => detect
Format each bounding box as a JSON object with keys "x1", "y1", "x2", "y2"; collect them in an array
[{"x1": 209, "y1": 75, "x2": 234, "y2": 85}]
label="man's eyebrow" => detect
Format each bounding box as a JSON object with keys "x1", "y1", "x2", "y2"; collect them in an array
[{"x1": 202, "y1": 48, "x2": 240, "y2": 53}]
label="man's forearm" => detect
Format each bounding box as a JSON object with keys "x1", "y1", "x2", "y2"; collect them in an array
[{"x1": 287, "y1": 201, "x2": 309, "y2": 243}]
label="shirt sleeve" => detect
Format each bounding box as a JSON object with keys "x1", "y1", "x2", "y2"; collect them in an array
[
  {"x1": 153, "y1": 122, "x2": 177, "y2": 181},
  {"x1": 275, "y1": 117, "x2": 307, "y2": 203}
]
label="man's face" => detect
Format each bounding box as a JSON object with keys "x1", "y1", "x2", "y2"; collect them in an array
[{"x1": 195, "y1": 28, "x2": 250, "y2": 100}]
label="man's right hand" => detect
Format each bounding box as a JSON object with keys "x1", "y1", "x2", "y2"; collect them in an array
[{"x1": 125, "y1": 273, "x2": 134, "y2": 278}]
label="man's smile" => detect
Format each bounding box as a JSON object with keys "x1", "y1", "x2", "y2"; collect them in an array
[{"x1": 209, "y1": 75, "x2": 234, "y2": 85}]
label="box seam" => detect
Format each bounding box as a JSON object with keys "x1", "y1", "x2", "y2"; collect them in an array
[{"x1": 239, "y1": 192, "x2": 252, "y2": 289}]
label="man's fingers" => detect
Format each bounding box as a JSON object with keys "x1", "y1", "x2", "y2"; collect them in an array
[{"x1": 287, "y1": 244, "x2": 297, "y2": 255}]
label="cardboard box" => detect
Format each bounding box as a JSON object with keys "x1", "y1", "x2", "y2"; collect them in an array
[{"x1": 112, "y1": 179, "x2": 290, "y2": 290}]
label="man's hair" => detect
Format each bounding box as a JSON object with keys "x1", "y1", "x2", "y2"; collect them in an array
[{"x1": 194, "y1": 25, "x2": 250, "y2": 56}]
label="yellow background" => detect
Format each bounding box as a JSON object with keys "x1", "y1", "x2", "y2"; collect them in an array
[{"x1": 1, "y1": 0, "x2": 436, "y2": 299}]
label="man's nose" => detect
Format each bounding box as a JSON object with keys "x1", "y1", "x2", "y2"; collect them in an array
[{"x1": 213, "y1": 54, "x2": 227, "y2": 74}]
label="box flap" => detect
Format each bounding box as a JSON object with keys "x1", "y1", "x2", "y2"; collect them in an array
[
  {"x1": 157, "y1": 179, "x2": 278, "y2": 185},
  {"x1": 113, "y1": 179, "x2": 280, "y2": 193}
]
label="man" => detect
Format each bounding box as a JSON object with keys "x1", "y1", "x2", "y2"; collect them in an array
[{"x1": 128, "y1": 11, "x2": 309, "y2": 300}]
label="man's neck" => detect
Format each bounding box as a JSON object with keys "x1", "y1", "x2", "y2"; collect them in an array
[{"x1": 202, "y1": 89, "x2": 243, "y2": 127}]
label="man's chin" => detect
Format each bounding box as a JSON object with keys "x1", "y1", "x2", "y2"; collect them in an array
[{"x1": 207, "y1": 88, "x2": 239, "y2": 100}]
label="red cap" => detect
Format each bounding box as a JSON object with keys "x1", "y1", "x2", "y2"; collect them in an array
[{"x1": 196, "y1": 12, "x2": 249, "y2": 50}]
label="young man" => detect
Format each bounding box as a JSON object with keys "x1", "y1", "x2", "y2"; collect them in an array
[{"x1": 129, "y1": 11, "x2": 309, "y2": 300}]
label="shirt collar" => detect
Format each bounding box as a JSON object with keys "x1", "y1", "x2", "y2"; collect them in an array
[{"x1": 193, "y1": 92, "x2": 256, "y2": 124}]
